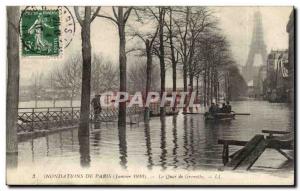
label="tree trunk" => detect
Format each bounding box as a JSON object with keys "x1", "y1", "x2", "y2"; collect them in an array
[
  {"x1": 79, "y1": 8, "x2": 92, "y2": 136},
  {"x1": 169, "y1": 9, "x2": 177, "y2": 93},
  {"x1": 228, "y1": 72, "x2": 231, "y2": 101},
  {"x1": 196, "y1": 76, "x2": 199, "y2": 103},
  {"x1": 188, "y1": 73, "x2": 194, "y2": 112},
  {"x1": 144, "y1": 39, "x2": 152, "y2": 121},
  {"x1": 159, "y1": 8, "x2": 166, "y2": 116},
  {"x1": 210, "y1": 67, "x2": 213, "y2": 104},
  {"x1": 182, "y1": 8, "x2": 190, "y2": 113},
  {"x1": 118, "y1": 8, "x2": 127, "y2": 126},
  {"x1": 182, "y1": 56, "x2": 188, "y2": 112},
  {"x1": 203, "y1": 65, "x2": 207, "y2": 106},
  {"x1": 214, "y1": 69, "x2": 218, "y2": 102},
  {"x1": 6, "y1": 6, "x2": 19, "y2": 167},
  {"x1": 207, "y1": 67, "x2": 211, "y2": 105},
  {"x1": 70, "y1": 91, "x2": 74, "y2": 107}
]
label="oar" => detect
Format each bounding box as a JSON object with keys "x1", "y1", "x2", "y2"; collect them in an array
[
  {"x1": 183, "y1": 112, "x2": 251, "y2": 115},
  {"x1": 234, "y1": 113, "x2": 250, "y2": 115},
  {"x1": 232, "y1": 111, "x2": 250, "y2": 115},
  {"x1": 182, "y1": 112, "x2": 203, "y2": 115}
]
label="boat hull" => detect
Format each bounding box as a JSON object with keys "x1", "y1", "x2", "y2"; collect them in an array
[{"x1": 204, "y1": 112, "x2": 235, "y2": 121}]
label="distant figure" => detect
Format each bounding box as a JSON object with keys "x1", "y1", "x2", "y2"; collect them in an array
[
  {"x1": 209, "y1": 103, "x2": 218, "y2": 115},
  {"x1": 91, "y1": 94, "x2": 101, "y2": 121},
  {"x1": 220, "y1": 103, "x2": 227, "y2": 113},
  {"x1": 224, "y1": 101, "x2": 232, "y2": 113}
]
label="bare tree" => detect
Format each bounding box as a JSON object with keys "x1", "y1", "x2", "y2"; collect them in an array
[
  {"x1": 48, "y1": 74, "x2": 57, "y2": 107},
  {"x1": 74, "y1": 6, "x2": 101, "y2": 136},
  {"x1": 30, "y1": 72, "x2": 44, "y2": 108},
  {"x1": 169, "y1": 7, "x2": 215, "y2": 110},
  {"x1": 129, "y1": 7, "x2": 159, "y2": 120},
  {"x1": 91, "y1": 55, "x2": 119, "y2": 93},
  {"x1": 96, "y1": 6, "x2": 133, "y2": 126},
  {"x1": 52, "y1": 56, "x2": 82, "y2": 107},
  {"x1": 165, "y1": 7, "x2": 180, "y2": 93},
  {"x1": 145, "y1": 7, "x2": 167, "y2": 115},
  {"x1": 173, "y1": 7, "x2": 190, "y2": 94},
  {"x1": 128, "y1": 59, "x2": 160, "y2": 93},
  {"x1": 192, "y1": 28, "x2": 247, "y2": 105}
]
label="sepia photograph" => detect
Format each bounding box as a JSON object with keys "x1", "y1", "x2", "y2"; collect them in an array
[{"x1": 6, "y1": 5, "x2": 295, "y2": 186}]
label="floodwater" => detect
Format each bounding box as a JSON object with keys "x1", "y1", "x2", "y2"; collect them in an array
[{"x1": 17, "y1": 100, "x2": 294, "y2": 172}]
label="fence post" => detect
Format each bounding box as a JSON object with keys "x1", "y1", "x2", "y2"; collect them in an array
[
  {"x1": 70, "y1": 107, "x2": 73, "y2": 126},
  {"x1": 31, "y1": 108, "x2": 34, "y2": 132},
  {"x1": 46, "y1": 108, "x2": 50, "y2": 130},
  {"x1": 60, "y1": 107, "x2": 63, "y2": 128}
]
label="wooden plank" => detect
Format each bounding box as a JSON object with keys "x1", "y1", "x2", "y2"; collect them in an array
[
  {"x1": 218, "y1": 138, "x2": 292, "y2": 150},
  {"x1": 236, "y1": 138, "x2": 266, "y2": 170},
  {"x1": 218, "y1": 139, "x2": 248, "y2": 146},
  {"x1": 262, "y1": 130, "x2": 290, "y2": 135},
  {"x1": 226, "y1": 135, "x2": 265, "y2": 169},
  {"x1": 275, "y1": 148, "x2": 293, "y2": 161}
]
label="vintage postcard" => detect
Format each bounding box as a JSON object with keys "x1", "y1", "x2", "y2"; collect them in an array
[{"x1": 6, "y1": 6, "x2": 295, "y2": 185}]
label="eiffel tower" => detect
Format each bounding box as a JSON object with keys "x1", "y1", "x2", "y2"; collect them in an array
[{"x1": 242, "y1": 10, "x2": 267, "y2": 83}]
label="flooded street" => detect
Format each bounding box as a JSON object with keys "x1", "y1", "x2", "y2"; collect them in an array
[{"x1": 17, "y1": 100, "x2": 294, "y2": 172}]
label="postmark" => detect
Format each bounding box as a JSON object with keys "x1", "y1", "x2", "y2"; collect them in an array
[{"x1": 20, "y1": 6, "x2": 75, "y2": 57}]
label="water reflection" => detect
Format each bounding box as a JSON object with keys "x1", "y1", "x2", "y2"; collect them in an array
[
  {"x1": 189, "y1": 117, "x2": 195, "y2": 167},
  {"x1": 59, "y1": 132, "x2": 63, "y2": 155},
  {"x1": 31, "y1": 139, "x2": 35, "y2": 162},
  {"x1": 144, "y1": 122, "x2": 153, "y2": 169},
  {"x1": 93, "y1": 122, "x2": 101, "y2": 148},
  {"x1": 118, "y1": 124, "x2": 127, "y2": 169},
  {"x1": 78, "y1": 135, "x2": 90, "y2": 168},
  {"x1": 16, "y1": 101, "x2": 294, "y2": 172},
  {"x1": 70, "y1": 130, "x2": 75, "y2": 152},
  {"x1": 172, "y1": 115, "x2": 178, "y2": 168},
  {"x1": 46, "y1": 135, "x2": 49, "y2": 156},
  {"x1": 183, "y1": 115, "x2": 189, "y2": 168},
  {"x1": 7, "y1": 153, "x2": 18, "y2": 169},
  {"x1": 160, "y1": 115, "x2": 167, "y2": 170}
]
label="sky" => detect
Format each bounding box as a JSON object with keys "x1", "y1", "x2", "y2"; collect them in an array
[{"x1": 19, "y1": 6, "x2": 293, "y2": 87}]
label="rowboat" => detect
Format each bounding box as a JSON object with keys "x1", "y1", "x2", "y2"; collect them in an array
[{"x1": 204, "y1": 111, "x2": 235, "y2": 121}]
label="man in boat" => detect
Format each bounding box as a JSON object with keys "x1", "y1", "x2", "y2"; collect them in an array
[
  {"x1": 91, "y1": 94, "x2": 102, "y2": 121},
  {"x1": 220, "y1": 103, "x2": 227, "y2": 113},
  {"x1": 225, "y1": 101, "x2": 232, "y2": 113},
  {"x1": 209, "y1": 102, "x2": 218, "y2": 115}
]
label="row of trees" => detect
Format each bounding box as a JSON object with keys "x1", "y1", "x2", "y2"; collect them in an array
[
  {"x1": 22, "y1": 6, "x2": 247, "y2": 135},
  {"x1": 72, "y1": 6, "x2": 247, "y2": 134},
  {"x1": 127, "y1": 7, "x2": 247, "y2": 107}
]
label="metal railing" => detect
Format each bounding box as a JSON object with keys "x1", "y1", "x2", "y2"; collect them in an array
[
  {"x1": 17, "y1": 106, "x2": 144, "y2": 132},
  {"x1": 17, "y1": 103, "x2": 178, "y2": 133}
]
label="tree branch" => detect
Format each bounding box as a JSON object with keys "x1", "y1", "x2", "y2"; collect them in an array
[
  {"x1": 74, "y1": 6, "x2": 83, "y2": 26},
  {"x1": 112, "y1": 7, "x2": 119, "y2": 21},
  {"x1": 90, "y1": 7, "x2": 101, "y2": 22},
  {"x1": 124, "y1": 7, "x2": 133, "y2": 23},
  {"x1": 96, "y1": 14, "x2": 118, "y2": 24}
]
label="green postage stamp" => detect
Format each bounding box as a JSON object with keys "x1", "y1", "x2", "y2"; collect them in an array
[{"x1": 21, "y1": 10, "x2": 60, "y2": 56}]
